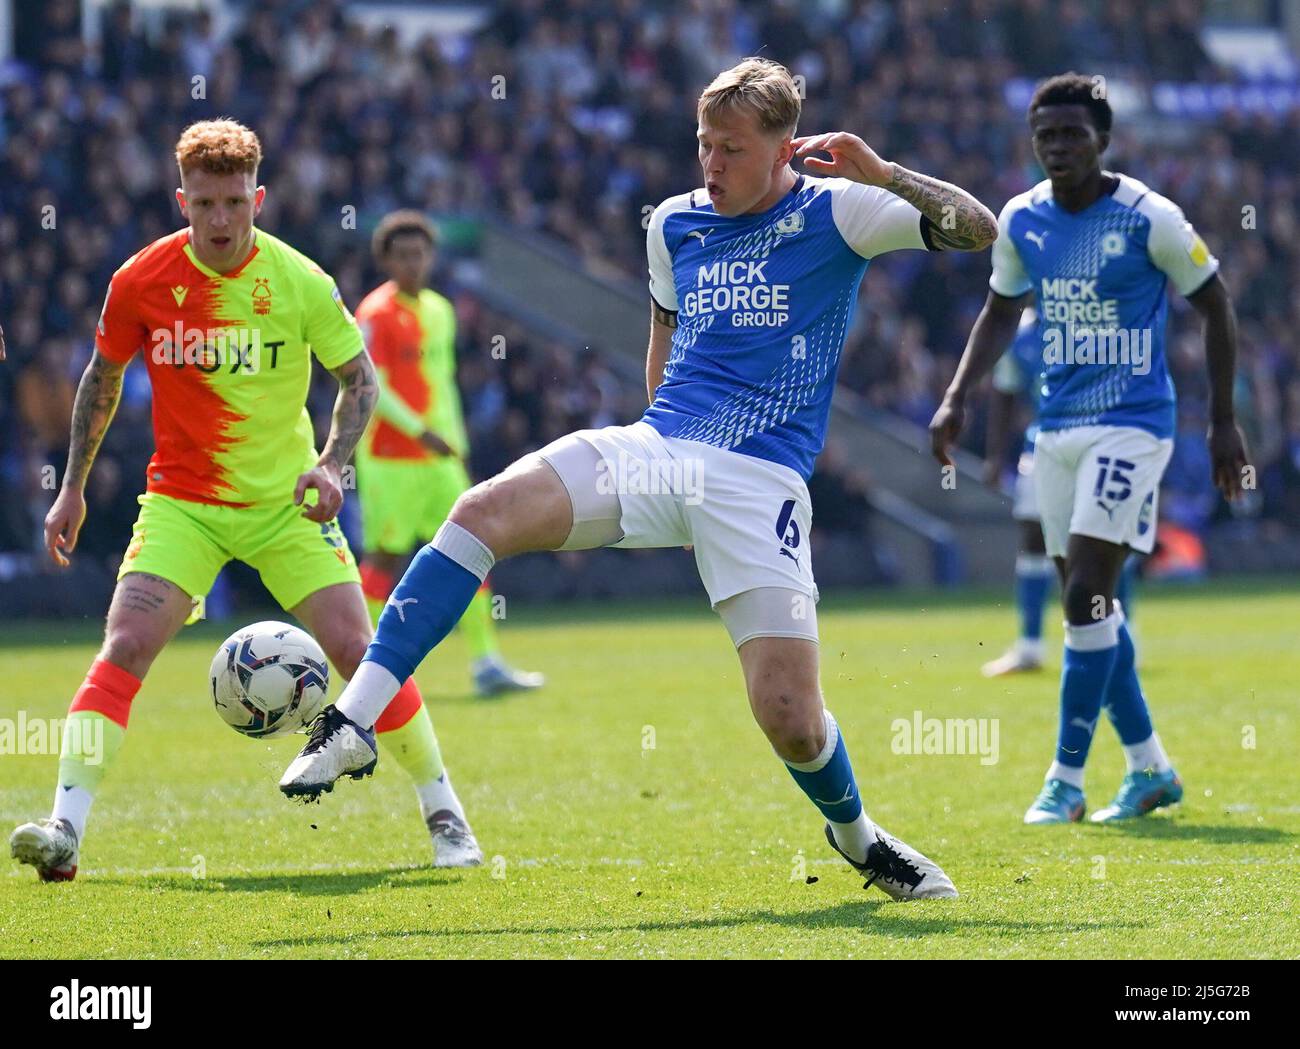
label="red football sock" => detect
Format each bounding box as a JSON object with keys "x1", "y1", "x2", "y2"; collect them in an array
[
  {"x1": 374, "y1": 676, "x2": 423, "y2": 734},
  {"x1": 360, "y1": 562, "x2": 396, "y2": 604},
  {"x1": 68, "y1": 658, "x2": 141, "y2": 729}
]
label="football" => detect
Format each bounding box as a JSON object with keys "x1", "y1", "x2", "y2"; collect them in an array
[{"x1": 209, "y1": 621, "x2": 330, "y2": 738}]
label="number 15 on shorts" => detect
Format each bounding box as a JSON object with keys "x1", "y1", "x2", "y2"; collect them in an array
[{"x1": 1094, "y1": 455, "x2": 1135, "y2": 516}]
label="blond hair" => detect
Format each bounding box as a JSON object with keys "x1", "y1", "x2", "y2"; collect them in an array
[
  {"x1": 175, "y1": 119, "x2": 262, "y2": 177},
  {"x1": 698, "y1": 58, "x2": 800, "y2": 136}
]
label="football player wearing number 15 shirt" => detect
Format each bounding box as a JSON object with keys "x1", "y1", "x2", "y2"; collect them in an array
[{"x1": 931, "y1": 74, "x2": 1250, "y2": 825}]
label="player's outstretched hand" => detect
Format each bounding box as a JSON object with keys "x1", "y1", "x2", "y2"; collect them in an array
[
  {"x1": 1208, "y1": 420, "x2": 1250, "y2": 501},
  {"x1": 928, "y1": 397, "x2": 966, "y2": 469},
  {"x1": 792, "y1": 132, "x2": 893, "y2": 187},
  {"x1": 44, "y1": 486, "x2": 87, "y2": 568},
  {"x1": 295, "y1": 462, "x2": 344, "y2": 523}
]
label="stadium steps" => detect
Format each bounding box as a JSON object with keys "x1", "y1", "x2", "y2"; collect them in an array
[{"x1": 461, "y1": 218, "x2": 1017, "y2": 585}]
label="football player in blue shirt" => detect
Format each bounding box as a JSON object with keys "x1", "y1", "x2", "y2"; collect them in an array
[
  {"x1": 931, "y1": 73, "x2": 1249, "y2": 824},
  {"x1": 280, "y1": 57, "x2": 997, "y2": 899},
  {"x1": 982, "y1": 307, "x2": 1143, "y2": 679}
]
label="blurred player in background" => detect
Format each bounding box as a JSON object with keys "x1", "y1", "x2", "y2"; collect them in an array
[
  {"x1": 981, "y1": 306, "x2": 1143, "y2": 678},
  {"x1": 981, "y1": 307, "x2": 1054, "y2": 677},
  {"x1": 281, "y1": 58, "x2": 999, "y2": 901},
  {"x1": 355, "y1": 211, "x2": 543, "y2": 698},
  {"x1": 10, "y1": 121, "x2": 481, "y2": 880},
  {"x1": 931, "y1": 74, "x2": 1249, "y2": 824}
]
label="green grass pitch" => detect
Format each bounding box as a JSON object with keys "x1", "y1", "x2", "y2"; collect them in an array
[{"x1": 1, "y1": 580, "x2": 1296, "y2": 959}]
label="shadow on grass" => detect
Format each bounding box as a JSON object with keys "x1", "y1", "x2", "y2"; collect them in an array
[
  {"x1": 252, "y1": 900, "x2": 1148, "y2": 950},
  {"x1": 1092, "y1": 821, "x2": 1293, "y2": 845},
  {"x1": 94, "y1": 867, "x2": 467, "y2": 895}
]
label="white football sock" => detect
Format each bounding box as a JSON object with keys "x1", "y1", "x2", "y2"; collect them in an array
[
  {"x1": 829, "y1": 812, "x2": 877, "y2": 866},
  {"x1": 51, "y1": 785, "x2": 93, "y2": 844},
  {"x1": 416, "y1": 770, "x2": 466, "y2": 822},
  {"x1": 336, "y1": 660, "x2": 402, "y2": 731},
  {"x1": 1046, "y1": 760, "x2": 1085, "y2": 790},
  {"x1": 1122, "y1": 733, "x2": 1172, "y2": 774}
]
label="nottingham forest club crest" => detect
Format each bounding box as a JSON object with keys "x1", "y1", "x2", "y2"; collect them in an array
[
  {"x1": 773, "y1": 211, "x2": 805, "y2": 237},
  {"x1": 252, "y1": 277, "x2": 272, "y2": 315}
]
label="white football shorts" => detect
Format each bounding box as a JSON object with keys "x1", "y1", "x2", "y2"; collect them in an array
[
  {"x1": 1033, "y1": 425, "x2": 1172, "y2": 558},
  {"x1": 1011, "y1": 446, "x2": 1040, "y2": 523},
  {"x1": 537, "y1": 421, "x2": 819, "y2": 644}
]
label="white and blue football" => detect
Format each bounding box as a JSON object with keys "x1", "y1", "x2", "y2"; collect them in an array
[{"x1": 210, "y1": 621, "x2": 330, "y2": 738}]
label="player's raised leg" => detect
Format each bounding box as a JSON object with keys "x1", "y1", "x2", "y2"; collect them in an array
[
  {"x1": 10, "y1": 571, "x2": 192, "y2": 881},
  {"x1": 279, "y1": 451, "x2": 579, "y2": 797},
  {"x1": 288, "y1": 581, "x2": 482, "y2": 865},
  {"x1": 359, "y1": 475, "x2": 543, "y2": 699},
  {"x1": 363, "y1": 546, "x2": 542, "y2": 699},
  {"x1": 728, "y1": 603, "x2": 957, "y2": 901}
]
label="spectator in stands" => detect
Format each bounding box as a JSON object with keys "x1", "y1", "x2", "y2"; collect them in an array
[{"x1": 0, "y1": 0, "x2": 1295, "y2": 580}]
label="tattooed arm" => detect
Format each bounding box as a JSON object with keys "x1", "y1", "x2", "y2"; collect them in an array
[
  {"x1": 792, "y1": 131, "x2": 997, "y2": 251},
  {"x1": 293, "y1": 351, "x2": 378, "y2": 522},
  {"x1": 321, "y1": 351, "x2": 379, "y2": 473},
  {"x1": 43, "y1": 352, "x2": 127, "y2": 566},
  {"x1": 882, "y1": 164, "x2": 998, "y2": 251},
  {"x1": 66, "y1": 351, "x2": 127, "y2": 489}
]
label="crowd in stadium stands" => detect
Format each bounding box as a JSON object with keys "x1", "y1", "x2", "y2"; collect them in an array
[{"x1": 3, "y1": 0, "x2": 1298, "y2": 581}]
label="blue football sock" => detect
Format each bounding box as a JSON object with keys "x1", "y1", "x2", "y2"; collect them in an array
[
  {"x1": 364, "y1": 522, "x2": 495, "y2": 684},
  {"x1": 1103, "y1": 617, "x2": 1154, "y2": 745},
  {"x1": 784, "y1": 711, "x2": 864, "y2": 826},
  {"x1": 1015, "y1": 554, "x2": 1052, "y2": 642},
  {"x1": 1052, "y1": 615, "x2": 1120, "y2": 778}
]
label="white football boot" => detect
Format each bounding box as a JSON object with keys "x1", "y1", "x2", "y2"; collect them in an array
[
  {"x1": 427, "y1": 809, "x2": 484, "y2": 868},
  {"x1": 824, "y1": 823, "x2": 958, "y2": 900},
  {"x1": 10, "y1": 817, "x2": 79, "y2": 882},
  {"x1": 981, "y1": 638, "x2": 1045, "y2": 677},
  {"x1": 279, "y1": 705, "x2": 378, "y2": 801},
  {"x1": 472, "y1": 655, "x2": 545, "y2": 698}
]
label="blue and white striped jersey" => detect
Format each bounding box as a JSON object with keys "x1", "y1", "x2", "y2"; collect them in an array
[
  {"x1": 643, "y1": 174, "x2": 932, "y2": 480},
  {"x1": 989, "y1": 173, "x2": 1219, "y2": 441}
]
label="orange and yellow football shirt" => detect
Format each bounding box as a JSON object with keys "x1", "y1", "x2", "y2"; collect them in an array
[
  {"x1": 95, "y1": 228, "x2": 364, "y2": 507},
  {"x1": 355, "y1": 281, "x2": 467, "y2": 462}
]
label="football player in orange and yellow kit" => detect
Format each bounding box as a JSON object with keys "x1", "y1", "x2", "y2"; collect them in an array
[
  {"x1": 355, "y1": 211, "x2": 543, "y2": 697},
  {"x1": 9, "y1": 121, "x2": 482, "y2": 880}
]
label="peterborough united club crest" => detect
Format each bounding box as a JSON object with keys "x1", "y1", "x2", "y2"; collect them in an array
[{"x1": 774, "y1": 211, "x2": 805, "y2": 237}]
